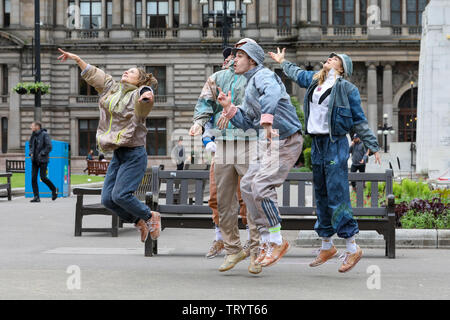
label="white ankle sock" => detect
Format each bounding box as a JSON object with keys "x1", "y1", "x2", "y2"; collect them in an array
[
  {"x1": 215, "y1": 225, "x2": 223, "y2": 241},
  {"x1": 269, "y1": 224, "x2": 283, "y2": 245},
  {"x1": 346, "y1": 236, "x2": 357, "y2": 254},
  {"x1": 260, "y1": 230, "x2": 270, "y2": 244},
  {"x1": 246, "y1": 225, "x2": 250, "y2": 241},
  {"x1": 321, "y1": 237, "x2": 333, "y2": 250}
]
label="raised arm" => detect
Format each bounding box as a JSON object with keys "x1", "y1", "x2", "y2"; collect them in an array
[
  {"x1": 57, "y1": 48, "x2": 114, "y2": 95},
  {"x1": 268, "y1": 47, "x2": 316, "y2": 89}
]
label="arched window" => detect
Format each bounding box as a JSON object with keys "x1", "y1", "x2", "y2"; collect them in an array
[{"x1": 398, "y1": 87, "x2": 417, "y2": 142}]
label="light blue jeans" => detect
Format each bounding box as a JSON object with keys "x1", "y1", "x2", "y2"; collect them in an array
[{"x1": 101, "y1": 146, "x2": 152, "y2": 224}]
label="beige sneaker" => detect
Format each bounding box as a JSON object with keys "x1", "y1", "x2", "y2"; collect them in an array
[
  {"x1": 147, "y1": 211, "x2": 161, "y2": 240},
  {"x1": 309, "y1": 246, "x2": 338, "y2": 267},
  {"x1": 219, "y1": 250, "x2": 247, "y2": 272},
  {"x1": 206, "y1": 240, "x2": 224, "y2": 259},
  {"x1": 255, "y1": 243, "x2": 268, "y2": 265},
  {"x1": 260, "y1": 239, "x2": 290, "y2": 267},
  {"x1": 248, "y1": 253, "x2": 262, "y2": 275},
  {"x1": 338, "y1": 246, "x2": 363, "y2": 273}
]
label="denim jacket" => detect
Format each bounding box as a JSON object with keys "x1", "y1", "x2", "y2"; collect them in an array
[
  {"x1": 193, "y1": 65, "x2": 247, "y2": 142},
  {"x1": 281, "y1": 61, "x2": 380, "y2": 152},
  {"x1": 225, "y1": 65, "x2": 302, "y2": 140}
]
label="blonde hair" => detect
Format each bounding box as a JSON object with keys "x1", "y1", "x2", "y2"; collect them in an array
[
  {"x1": 313, "y1": 60, "x2": 344, "y2": 86},
  {"x1": 136, "y1": 68, "x2": 158, "y2": 90}
]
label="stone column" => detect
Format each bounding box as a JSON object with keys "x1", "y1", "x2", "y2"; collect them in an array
[
  {"x1": 10, "y1": 0, "x2": 20, "y2": 27},
  {"x1": 123, "y1": 0, "x2": 133, "y2": 27},
  {"x1": 101, "y1": 0, "x2": 107, "y2": 29},
  {"x1": 7, "y1": 65, "x2": 21, "y2": 152},
  {"x1": 191, "y1": 0, "x2": 200, "y2": 26},
  {"x1": 383, "y1": 63, "x2": 394, "y2": 145},
  {"x1": 70, "y1": 118, "x2": 78, "y2": 156},
  {"x1": 401, "y1": 0, "x2": 408, "y2": 35},
  {"x1": 142, "y1": 0, "x2": 147, "y2": 28},
  {"x1": 381, "y1": 0, "x2": 390, "y2": 23},
  {"x1": 0, "y1": 0, "x2": 4, "y2": 27},
  {"x1": 327, "y1": 0, "x2": 333, "y2": 34},
  {"x1": 0, "y1": 67, "x2": 3, "y2": 96},
  {"x1": 311, "y1": 0, "x2": 320, "y2": 23},
  {"x1": 291, "y1": 0, "x2": 296, "y2": 26},
  {"x1": 300, "y1": 0, "x2": 307, "y2": 22},
  {"x1": 270, "y1": 0, "x2": 277, "y2": 26},
  {"x1": 179, "y1": 0, "x2": 188, "y2": 27},
  {"x1": 56, "y1": 0, "x2": 68, "y2": 27},
  {"x1": 112, "y1": 0, "x2": 121, "y2": 27},
  {"x1": 259, "y1": 0, "x2": 270, "y2": 26},
  {"x1": 366, "y1": 63, "x2": 379, "y2": 137}
]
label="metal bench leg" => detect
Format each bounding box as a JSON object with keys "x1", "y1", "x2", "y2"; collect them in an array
[
  {"x1": 387, "y1": 218, "x2": 396, "y2": 259},
  {"x1": 145, "y1": 237, "x2": 154, "y2": 257},
  {"x1": 111, "y1": 214, "x2": 119, "y2": 237},
  {"x1": 153, "y1": 239, "x2": 158, "y2": 255},
  {"x1": 75, "y1": 210, "x2": 82, "y2": 237}
]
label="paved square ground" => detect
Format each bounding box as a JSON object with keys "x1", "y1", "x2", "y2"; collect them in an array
[{"x1": 0, "y1": 196, "x2": 449, "y2": 300}]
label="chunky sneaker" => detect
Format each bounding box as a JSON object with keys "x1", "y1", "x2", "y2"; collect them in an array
[
  {"x1": 260, "y1": 239, "x2": 290, "y2": 267},
  {"x1": 309, "y1": 246, "x2": 338, "y2": 267},
  {"x1": 206, "y1": 240, "x2": 224, "y2": 259},
  {"x1": 218, "y1": 250, "x2": 247, "y2": 272},
  {"x1": 255, "y1": 243, "x2": 268, "y2": 265},
  {"x1": 248, "y1": 253, "x2": 262, "y2": 275},
  {"x1": 135, "y1": 219, "x2": 150, "y2": 243},
  {"x1": 147, "y1": 211, "x2": 161, "y2": 240},
  {"x1": 338, "y1": 246, "x2": 363, "y2": 273},
  {"x1": 242, "y1": 240, "x2": 251, "y2": 258}
]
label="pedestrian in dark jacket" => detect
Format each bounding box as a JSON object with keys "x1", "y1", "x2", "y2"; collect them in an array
[
  {"x1": 29, "y1": 121, "x2": 57, "y2": 202},
  {"x1": 349, "y1": 133, "x2": 370, "y2": 190}
]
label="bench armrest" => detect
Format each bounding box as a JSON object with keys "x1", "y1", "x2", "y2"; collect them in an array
[
  {"x1": 73, "y1": 187, "x2": 102, "y2": 195},
  {"x1": 0, "y1": 173, "x2": 12, "y2": 178}
]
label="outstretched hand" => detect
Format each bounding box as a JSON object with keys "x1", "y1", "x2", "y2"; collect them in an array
[
  {"x1": 268, "y1": 47, "x2": 286, "y2": 64},
  {"x1": 372, "y1": 151, "x2": 381, "y2": 165},
  {"x1": 217, "y1": 87, "x2": 232, "y2": 112},
  {"x1": 57, "y1": 48, "x2": 79, "y2": 62}
]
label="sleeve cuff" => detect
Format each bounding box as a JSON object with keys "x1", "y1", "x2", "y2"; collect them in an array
[
  {"x1": 223, "y1": 104, "x2": 238, "y2": 119},
  {"x1": 260, "y1": 114, "x2": 274, "y2": 125},
  {"x1": 139, "y1": 86, "x2": 153, "y2": 96},
  {"x1": 80, "y1": 64, "x2": 92, "y2": 77}
]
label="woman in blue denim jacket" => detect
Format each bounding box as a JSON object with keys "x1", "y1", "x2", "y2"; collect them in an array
[{"x1": 269, "y1": 48, "x2": 381, "y2": 273}]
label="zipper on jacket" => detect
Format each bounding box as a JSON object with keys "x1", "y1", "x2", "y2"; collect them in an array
[{"x1": 97, "y1": 84, "x2": 121, "y2": 152}]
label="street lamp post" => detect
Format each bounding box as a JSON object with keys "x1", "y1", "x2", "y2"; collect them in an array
[
  {"x1": 377, "y1": 113, "x2": 395, "y2": 153},
  {"x1": 200, "y1": 0, "x2": 252, "y2": 49},
  {"x1": 34, "y1": 0, "x2": 41, "y2": 122}
]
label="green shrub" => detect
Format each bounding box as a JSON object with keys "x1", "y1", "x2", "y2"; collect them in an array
[
  {"x1": 303, "y1": 148, "x2": 312, "y2": 170},
  {"x1": 400, "y1": 210, "x2": 436, "y2": 229}
]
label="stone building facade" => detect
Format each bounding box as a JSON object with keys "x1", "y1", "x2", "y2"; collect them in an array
[{"x1": 0, "y1": 0, "x2": 428, "y2": 172}]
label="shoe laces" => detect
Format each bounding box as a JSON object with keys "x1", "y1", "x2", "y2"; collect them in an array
[
  {"x1": 339, "y1": 251, "x2": 351, "y2": 264},
  {"x1": 243, "y1": 240, "x2": 250, "y2": 250},
  {"x1": 265, "y1": 243, "x2": 274, "y2": 258}
]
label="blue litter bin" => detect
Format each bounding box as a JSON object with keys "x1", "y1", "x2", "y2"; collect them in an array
[{"x1": 25, "y1": 140, "x2": 70, "y2": 198}]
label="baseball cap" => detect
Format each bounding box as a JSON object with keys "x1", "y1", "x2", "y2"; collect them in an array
[
  {"x1": 328, "y1": 53, "x2": 353, "y2": 77},
  {"x1": 222, "y1": 47, "x2": 233, "y2": 59}
]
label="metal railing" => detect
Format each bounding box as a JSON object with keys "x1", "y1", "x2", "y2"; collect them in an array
[
  {"x1": 134, "y1": 28, "x2": 179, "y2": 39},
  {"x1": 66, "y1": 29, "x2": 109, "y2": 39}
]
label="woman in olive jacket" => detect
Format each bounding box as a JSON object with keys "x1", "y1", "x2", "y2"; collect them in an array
[{"x1": 58, "y1": 48, "x2": 161, "y2": 243}]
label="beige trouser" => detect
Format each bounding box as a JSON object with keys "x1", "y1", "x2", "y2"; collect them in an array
[
  {"x1": 214, "y1": 140, "x2": 260, "y2": 255},
  {"x1": 240, "y1": 132, "x2": 304, "y2": 233}
]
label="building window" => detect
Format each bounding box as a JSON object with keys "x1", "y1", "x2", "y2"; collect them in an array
[
  {"x1": 398, "y1": 87, "x2": 417, "y2": 142},
  {"x1": 391, "y1": 0, "x2": 401, "y2": 25},
  {"x1": 277, "y1": 0, "x2": 291, "y2": 27},
  {"x1": 136, "y1": 0, "x2": 142, "y2": 27},
  {"x1": 106, "y1": 0, "x2": 112, "y2": 28},
  {"x1": 275, "y1": 69, "x2": 293, "y2": 95},
  {"x1": 333, "y1": 0, "x2": 355, "y2": 25},
  {"x1": 1, "y1": 117, "x2": 7, "y2": 154},
  {"x1": 146, "y1": 66, "x2": 166, "y2": 96},
  {"x1": 406, "y1": 0, "x2": 429, "y2": 26},
  {"x1": 75, "y1": 0, "x2": 102, "y2": 29},
  {"x1": 173, "y1": 0, "x2": 180, "y2": 28},
  {"x1": 146, "y1": 118, "x2": 167, "y2": 156},
  {"x1": 78, "y1": 119, "x2": 99, "y2": 156},
  {"x1": 147, "y1": 0, "x2": 169, "y2": 28},
  {"x1": 3, "y1": 0, "x2": 10, "y2": 27},
  {"x1": 360, "y1": 0, "x2": 367, "y2": 25},
  {"x1": 321, "y1": 0, "x2": 328, "y2": 26},
  {"x1": 1, "y1": 65, "x2": 8, "y2": 96}
]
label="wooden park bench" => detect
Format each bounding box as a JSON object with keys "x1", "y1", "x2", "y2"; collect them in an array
[
  {"x1": 0, "y1": 172, "x2": 12, "y2": 201},
  {"x1": 6, "y1": 160, "x2": 25, "y2": 173},
  {"x1": 144, "y1": 167, "x2": 396, "y2": 258},
  {"x1": 86, "y1": 160, "x2": 110, "y2": 176},
  {"x1": 73, "y1": 167, "x2": 157, "y2": 237}
]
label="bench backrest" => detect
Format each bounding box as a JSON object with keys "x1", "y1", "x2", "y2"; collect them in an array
[
  {"x1": 87, "y1": 160, "x2": 110, "y2": 175},
  {"x1": 150, "y1": 166, "x2": 393, "y2": 217},
  {"x1": 6, "y1": 160, "x2": 25, "y2": 173}
]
